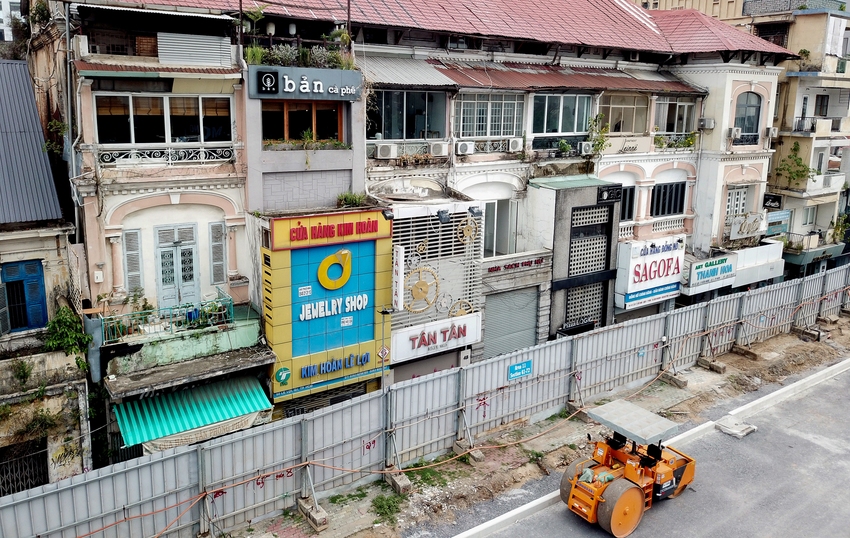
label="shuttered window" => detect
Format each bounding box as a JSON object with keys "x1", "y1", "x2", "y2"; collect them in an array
[
  {"x1": 123, "y1": 230, "x2": 143, "y2": 293},
  {"x1": 210, "y1": 222, "x2": 227, "y2": 285},
  {"x1": 1, "y1": 261, "x2": 47, "y2": 331},
  {"x1": 0, "y1": 282, "x2": 10, "y2": 335}
]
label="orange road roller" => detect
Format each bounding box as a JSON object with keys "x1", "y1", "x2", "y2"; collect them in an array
[{"x1": 560, "y1": 399, "x2": 696, "y2": 537}]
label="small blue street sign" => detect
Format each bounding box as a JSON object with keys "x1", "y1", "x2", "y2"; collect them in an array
[{"x1": 508, "y1": 359, "x2": 533, "y2": 381}]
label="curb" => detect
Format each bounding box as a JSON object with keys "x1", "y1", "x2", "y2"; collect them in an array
[{"x1": 453, "y1": 356, "x2": 850, "y2": 538}]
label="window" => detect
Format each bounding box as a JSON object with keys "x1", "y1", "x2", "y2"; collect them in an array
[
  {"x1": 483, "y1": 200, "x2": 518, "y2": 258},
  {"x1": 531, "y1": 94, "x2": 591, "y2": 134},
  {"x1": 802, "y1": 206, "x2": 817, "y2": 226},
  {"x1": 814, "y1": 95, "x2": 829, "y2": 117},
  {"x1": 455, "y1": 94, "x2": 524, "y2": 138},
  {"x1": 654, "y1": 97, "x2": 695, "y2": 133},
  {"x1": 0, "y1": 261, "x2": 47, "y2": 334},
  {"x1": 367, "y1": 90, "x2": 446, "y2": 140},
  {"x1": 599, "y1": 95, "x2": 648, "y2": 135},
  {"x1": 650, "y1": 182, "x2": 686, "y2": 217},
  {"x1": 817, "y1": 151, "x2": 826, "y2": 173},
  {"x1": 95, "y1": 94, "x2": 232, "y2": 145},
  {"x1": 209, "y1": 222, "x2": 227, "y2": 285},
  {"x1": 733, "y1": 92, "x2": 761, "y2": 145},
  {"x1": 10, "y1": 2, "x2": 21, "y2": 13},
  {"x1": 261, "y1": 100, "x2": 342, "y2": 141},
  {"x1": 620, "y1": 186, "x2": 636, "y2": 221},
  {"x1": 726, "y1": 187, "x2": 748, "y2": 222}
]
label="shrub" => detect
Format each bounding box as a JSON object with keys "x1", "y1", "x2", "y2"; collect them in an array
[{"x1": 44, "y1": 306, "x2": 93, "y2": 358}]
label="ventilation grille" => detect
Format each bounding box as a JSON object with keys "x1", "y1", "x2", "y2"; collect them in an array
[
  {"x1": 572, "y1": 207, "x2": 609, "y2": 227},
  {"x1": 569, "y1": 236, "x2": 607, "y2": 276},
  {"x1": 565, "y1": 282, "x2": 603, "y2": 329}
]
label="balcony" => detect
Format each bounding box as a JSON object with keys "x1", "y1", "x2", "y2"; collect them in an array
[
  {"x1": 770, "y1": 172, "x2": 845, "y2": 199},
  {"x1": 781, "y1": 229, "x2": 846, "y2": 266},
  {"x1": 652, "y1": 216, "x2": 686, "y2": 233},
  {"x1": 793, "y1": 116, "x2": 843, "y2": 133},
  {"x1": 95, "y1": 143, "x2": 235, "y2": 167},
  {"x1": 619, "y1": 222, "x2": 635, "y2": 239},
  {"x1": 652, "y1": 132, "x2": 697, "y2": 152}
]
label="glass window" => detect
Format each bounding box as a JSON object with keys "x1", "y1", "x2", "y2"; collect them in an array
[
  {"x1": 802, "y1": 206, "x2": 817, "y2": 226},
  {"x1": 655, "y1": 96, "x2": 695, "y2": 133},
  {"x1": 726, "y1": 186, "x2": 748, "y2": 221},
  {"x1": 132, "y1": 96, "x2": 165, "y2": 144},
  {"x1": 367, "y1": 90, "x2": 446, "y2": 140},
  {"x1": 96, "y1": 95, "x2": 131, "y2": 144},
  {"x1": 531, "y1": 94, "x2": 592, "y2": 134},
  {"x1": 483, "y1": 199, "x2": 518, "y2": 258},
  {"x1": 734, "y1": 92, "x2": 761, "y2": 145},
  {"x1": 814, "y1": 95, "x2": 829, "y2": 117},
  {"x1": 600, "y1": 94, "x2": 649, "y2": 135},
  {"x1": 455, "y1": 94, "x2": 524, "y2": 138},
  {"x1": 202, "y1": 97, "x2": 232, "y2": 142},
  {"x1": 169, "y1": 97, "x2": 200, "y2": 143},
  {"x1": 261, "y1": 100, "x2": 343, "y2": 141},
  {"x1": 650, "y1": 182, "x2": 686, "y2": 217},
  {"x1": 620, "y1": 186, "x2": 635, "y2": 221}
]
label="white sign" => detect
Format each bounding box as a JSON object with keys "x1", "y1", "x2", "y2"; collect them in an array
[
  {"x1": 681, "y1": 253, "x2": 737, "y2": 294},
  {"x1": 391, "y1": 312, "x2": 482, "y2": 364},
  {"x1": 730, "y1": 211, "x2": 767, "y2": 240},
  {"x1": 615, "y1": 235, "x2": 685, "y2": 309},
  {"x1": 392, "y1": 245, "x2": 404, "y2": 312}
]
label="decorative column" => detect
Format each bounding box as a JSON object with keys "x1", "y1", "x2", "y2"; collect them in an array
[
  {"x1": 109, "y1": 236, "x2": 125, "y2": 293},
  {"x1": 228, "y1": 225, "x2": 238, "y2": 277}
]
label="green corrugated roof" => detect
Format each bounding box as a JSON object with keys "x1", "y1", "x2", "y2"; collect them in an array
[
  {"x1": 114, "y1": 377, "x2": 271, "y2": 447},
  {"x1": 530, "y1": 174, "x2": 613, "y2": 190}
]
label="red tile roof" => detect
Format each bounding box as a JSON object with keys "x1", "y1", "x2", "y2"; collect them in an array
[
  {"x1": 74, "y1": 60, "x2": 241, "y2": 75},
  {"x1": 88, "y1": 1, "x2": 793, "y2": 55},
  {"x1": 427, "y1": 59, "x2": 703, "y2": 93}
]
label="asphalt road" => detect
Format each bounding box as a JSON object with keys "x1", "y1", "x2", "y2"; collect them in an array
[{"x1": 486, "y1": 369, "x2": 850, "y2": 538}]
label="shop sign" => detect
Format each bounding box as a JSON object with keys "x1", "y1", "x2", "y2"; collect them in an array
[
  {"x1": 392, "y1": 245, "x2": 404, "y2": 311},
  {"x1": 730, "y1": 212, "x2": 766, "y2": 240},
  {"x1": 615, "y1": 235, "x2": 685, "y2": 309},
  {"x1": 508, "y1": 359, "x2": 533, "y2": 381},
  {"x1": 249, "y1": 65, "x2": 363, "y2": 101},
  {"x1": 485, "y1": 257, "x2": 544, "y2": 274},
  {"x1": 391, "y1": 312, "x2": 482, "y2": 364},
  {"x1": 767, "y1": 209, "x2": 791, "y2": 223},
  {"x1": 763, "y1": 194, "x2": 782, "y2": 210},
  {"x1": 270, "y1": 210, "x2": 391, "y2": 251},
  {"x1": 684, "y1": 255, "x2": 736, "y2": 290}
]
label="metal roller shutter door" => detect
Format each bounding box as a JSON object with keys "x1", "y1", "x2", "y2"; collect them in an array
[{"x1": 483, "y1": 287, "x2": 539, "y2": 359}]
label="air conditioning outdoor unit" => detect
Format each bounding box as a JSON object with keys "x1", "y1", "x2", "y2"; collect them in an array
[
  {"x1": 375, "y1": 143, "x2": 398, "y2": 159},
  {"x1": 698, "y1": 117, "x2": 715, "y2": 130},
  {"x1": 508, "y1": 138, "x2": 524, "y2": 152},
  {"x1": 429, "y1": 141, "x2": 450, "y2": 157},
  {"x1": 765, "y1": 126, "x2": 779, "y2": 138},
  {"x1": 728, "y1": 127, "x2": 742, "y2": 139},
  {"x1": 579, "y1": 141, "x2": 593, "y2": 155},
  {"x1": 456, "y1": 141, "x2": 475, "y2": 155}
]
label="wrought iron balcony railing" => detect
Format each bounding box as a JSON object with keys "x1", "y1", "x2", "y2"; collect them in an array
[{"x1": 96, "y1": 144, "x2": 235, "y2": 166}]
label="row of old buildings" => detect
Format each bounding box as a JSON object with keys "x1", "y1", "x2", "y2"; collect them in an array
[{"x1": 1, "y1": 0, "x2": 849, "y2": 495}]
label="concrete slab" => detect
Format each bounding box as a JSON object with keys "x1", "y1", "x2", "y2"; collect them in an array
[
  {"x1": 715, "y1": 415, "x2": 758, "y2": 439},
  {"x1": 588, "y1": 399, "x2": 679, "y2": 445}
]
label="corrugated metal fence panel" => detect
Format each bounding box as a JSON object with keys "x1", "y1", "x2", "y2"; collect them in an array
[
  {"x1": 572, "y1": 316, "x2": 665, "y2": 401},
  {"x1": 737, "y1": 280, "x2": 798, "y2": 345},
  {"x1": 0, "y1": 447, "x2": 198, "y2": 538},
  {"x1": 820, "y1": 266, "x2": 849, "y2": 317},
  {"x1": 463, "y1": 338, "x2": 572, "y2": 439},
  {"x1": 157, "y1": 32, "x2": 231, "y2": 66},
  {"x1": 666, "y1": 303, "x2": 705, "y2": 369},
  {"x1": 202, "y1": 416, "x2": 302, "y2": 532},
  {"x1": 306, "y1": 391, "x2": 386, "y2": 491},
  {"x1": 392, "y1": 370, "x2": 460, "y2": 466},
  {"x1": 705, "y1": 292, "x2": 743, "y2": 356},
  {"x1": 796, "y1": 274, "x2": 825, "y2": 327}
]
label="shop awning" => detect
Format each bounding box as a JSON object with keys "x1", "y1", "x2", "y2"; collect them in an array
[
  {"x1": 114, "y1": 377, "x2": 271, "y2": 447},
  {"x1": 357, "y1": 56, "x2": 459, "y2": 89}
]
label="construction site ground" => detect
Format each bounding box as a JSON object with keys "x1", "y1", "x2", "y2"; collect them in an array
[{"x1": 230, "y1": 315, "x2": 850, "y2": 538}]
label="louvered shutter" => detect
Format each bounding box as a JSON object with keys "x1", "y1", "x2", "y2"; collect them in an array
[
  {"x1": 23, "y1": 261, "x2": 47, "y2": 329},
  {"x1": 0, "y1": 283, "x2": 10, "y2": 335},
  {"x1": 210, "y1": 222, "x2": 226, "y2": 285},
  {"x1": 124, "y1": 230, "x2": 143, "y2": 293}
]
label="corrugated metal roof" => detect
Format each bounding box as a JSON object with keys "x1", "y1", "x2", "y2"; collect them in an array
[
  {"x1": 74, "y1": 60, "x2": 241, "y2": 76},
  {"x1": 653, "y1": 9, "x2": 792, "y2": 55},
  {"x1": 425, "y1": 60, "x2": 702, "y2": 93},
  {"x1": 0, "y1": 60, "x2": 62, "y2": 224},
  {"x1": 113, "y1": 377, "x2": 271, "y2": 446},
  {"x1": 531, "y1": 174, "x2": 615, "y2": 190},
  {"x1": 72, "y1": 3, "x2": 234, "y2": 19},
  {"x1": 358, "y1": 56, "x2": 458, "y2": 88}
]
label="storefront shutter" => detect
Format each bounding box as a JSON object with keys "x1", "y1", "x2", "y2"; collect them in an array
[
  {"x1": 0, "y1": 283, "x2": 10, "y2": 335},
  {"x1": 210, "y1": 222, "x2": 226, "y2": 285},
  {"x1": 123, "y1": 230, "x2": 143, "y2": 293},
  {"x1": 483, "y1": 287, "x2": 539, "y2": 359}
]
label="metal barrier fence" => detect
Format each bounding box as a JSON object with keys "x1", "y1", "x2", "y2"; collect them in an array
[{"x1": 4, "y1": 265, "x2": 850, "y2": 538}]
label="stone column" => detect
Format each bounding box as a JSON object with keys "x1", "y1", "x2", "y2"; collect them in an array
[
  {"x1": 228, "y1": 225, "x2": 238, "y2": 277},
  {"x1": 109, "y1": 236, "x2": 124, "y2": 293}
]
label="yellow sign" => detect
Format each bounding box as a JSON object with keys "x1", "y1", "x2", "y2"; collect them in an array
[
  {"x1": 270, "y1": 210, "x2": 392, "y2": 251},
  {"x1": 317, "y1": 249, "x2": 352, "y2": 290}
]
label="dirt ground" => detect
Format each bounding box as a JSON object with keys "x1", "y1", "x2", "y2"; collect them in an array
[{"x1": 308, "y1": 317, "x2": 850, "y2": 538}]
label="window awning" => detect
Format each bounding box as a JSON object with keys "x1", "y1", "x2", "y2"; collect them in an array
[
  {"x1": 114, "y1": 377, "x2": 271, "y2": 447},
  {"x1": 357, "y1": 57, "x2": 459, "y2": 89}
]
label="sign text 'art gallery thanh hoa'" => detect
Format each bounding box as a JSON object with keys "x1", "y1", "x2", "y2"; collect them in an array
[{"x1": 261, "y1": 210, "x2": 392, "y2": 402}]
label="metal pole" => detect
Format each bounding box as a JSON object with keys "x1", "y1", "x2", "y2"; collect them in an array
[{"x1": 238, "y1": 0, "x2": 243, "y2": 46}]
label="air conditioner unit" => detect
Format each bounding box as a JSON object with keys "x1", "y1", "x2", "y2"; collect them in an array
[
  {"x1": 508, "y1": 138, "x2": 524, "y2": 152},
  {"x1": 728, "y1": 127, "x2": 742, "y2": 139},
  {"x1": 765, "y1": 126, "x2": 779, "y2": 138},
  {"x1": 698, "y1": 117, "x2": 715, "y2": 130},
  {"x1": 375, "y1": 143, "x2": 398, "y2": 159},
  {"x1": 456, "y1": 141, "x2": 475, "y2": 155},
  {"x1": 429, "y1": 141, "x2": 450, "y2": 157},
  {"x1": 579, "y1": 141, "x2": 593, "y2": 155}
]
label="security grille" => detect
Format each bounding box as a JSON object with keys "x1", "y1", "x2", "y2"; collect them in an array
[
  {"x1": 0, "y1": 438, "x2": 48, "y2": 496},
  {"x1": 565, "y1": 282, "x2": 603, "y2": 328},
  {"x1": 569, "y1": 236, "x2": 607, "y2": 276},
  {"x1": 572, "y1": 206, "x2": 609, "y2": 227},
  {"x1": 391, "y1": 212, "x2": 482, "y2": 329}
]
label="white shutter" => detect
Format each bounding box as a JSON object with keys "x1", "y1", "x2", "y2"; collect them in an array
[
  {"x1": 483, "y1": 287, "x2": 539, "y2": 359},
  {"x1": 210, "y1": 222, "x2": 227, "y2": 285},
  {"x1": 0, "y1": 282, "x2": 10, "y2": 335},
  {"x1": 124, "y1": 230, "x2": 143, "y2": 293}
]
